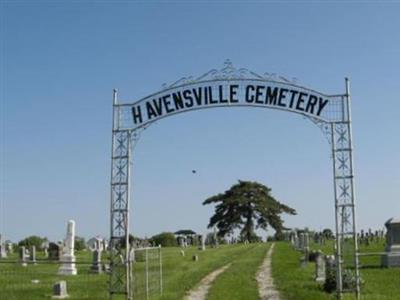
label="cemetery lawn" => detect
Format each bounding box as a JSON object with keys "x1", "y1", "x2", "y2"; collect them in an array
[
  {"x1": 0, "y1": 244, "x2": 269, "y2": 300},
  {"x1": 159, "y1": 243, "x2": 269, "y2": 300},
  {"x1": 274, "y1": 241, "x2": 400, "y2": 300},
  {"x1": 0, "y1": 251, "x2": 109, "y2": 300},
  {"x1": 207, "y1": 242, "x2": 270, "y2": 300}
]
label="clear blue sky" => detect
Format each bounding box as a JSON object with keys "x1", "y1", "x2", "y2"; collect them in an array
[{"x1": 1, "y1": 1, "x2": 399, "y2": 242}]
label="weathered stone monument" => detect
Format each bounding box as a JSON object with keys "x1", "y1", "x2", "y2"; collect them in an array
[
  {"x1": 198, "y1": 235, "x2": 206, "y2": 251},
  {"x1": 0, "y1": 234, "x2": 7, "y2": 258},
  {"x1": 52, "y1": 281, "x2": 69, "y2": 299},
  {"x1": 19, "y1": 246, "x2": 27, "y2": 266},
  {"x1": 298, "y1": 233, "x2": 305, "y2": 250},
  {"x1": 42, "y1": 241, "x2": 49, "y2": 258},
  {"x1": 91, "y1": 250, "x2": 102, "y2": 274},
  {"x1": 30, "y1": 246, "x2": 37, "y2": 265},
  {"x1": 213, "y1": 228, "x2": 219, "y2": 248},
  {"x1": 382, "y1": 217, "x2": 400, "y2": 267},
  {"x1": 48, "y1": 242, "x2": 60, "y2": 260},
  {"x1": 58, "y1": 220, "x2": 77, "y2": 275},
  {"x1": 6, "y1": 242, "x2": 13, "y2": 254},
  {"x1": 315, "y1": 251, "x2": 326, "y2": 283}
]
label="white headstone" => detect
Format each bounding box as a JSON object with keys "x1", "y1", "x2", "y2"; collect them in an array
[
  {"x1": 315, "y1": 251, "x2": 326, "y2": 283},
  {"x1": 58, "y1": 220, "x2": 77, "y2": 275},
  {"x1": 0, "y1": 234, "x2": 7, "y2": 258}
]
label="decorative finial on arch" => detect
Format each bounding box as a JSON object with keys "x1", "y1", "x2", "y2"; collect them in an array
[
  {"x1": 223, "y1": 58, "x2": 233, "y2": 68},
  {"x1": 163, "y1": 59, "x2": 298, "y2": 89}
]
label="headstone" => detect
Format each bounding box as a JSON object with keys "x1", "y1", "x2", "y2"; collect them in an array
[
  {"x1": 30, "y1": 246, "x2": 37, "y2": 265},
  {"x1": 6, "y1": 242, "x2": 13, "y2": 254},
  {"x1": 180, "y1": 250, "x2": 185, "y2": 256},
  {"x1": 128, "y1": 247, "x2": 135, "y2": 263},
  {"x1": 198, "y1": 235, "x2": 205, "y2": 251},
  {"x1": 0, "y1": 234, "x2": 7, "y2": 258},
  {"x1": 58, "y1": 220, "x2": 77, "y2": 275},
  {"x1": 382, "y1": 217, "x2": 400, "y2": 267},
  {"x1": 52, "y1": 281, "x2": 69, "y2": 299},
  {"x1": 315, "y1": 251, "x2": 326, "y2": 283},
  {"x1": 91, "y1": 250, "x2": 102, "y2": 274},
  {"x1": 19, "y1": 246, "x2": 27, "y2": 267},
  {"x1": 304, "y1": 232, "x2": 310, "y2": 262},
  {"x1": 192, "y1": 255, "x2": 198, "y2": 261},
  {"x1": 299, "y1": 233, "x2": 305, "y2": 250},
  {"x1": 48, "y1": 243, "x2": 60, "y2": 260},
  {"x1": 213, "y1": 228, "x2": 219, "y2": 248},
  {"x1": 294, "y1": 235, "x2": 299, "y2": 250}
]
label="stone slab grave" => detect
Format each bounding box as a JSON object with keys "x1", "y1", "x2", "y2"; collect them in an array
[
  {"x1": 19, "y1": 246, "x2": 29, "y2": 267},
  {"x1": 91, "y1": 239, "x2": 103, "y2": 273},
  {"x1": 382, "y1": 217, "x2": 400, "y2": 267},
  {"x1": 52, "y1": 281, "x2": 69, "y2": 299},
  {"x1": 48, "y1": 242, "x2": 60, "y2": 260},
  {"x1": 0, "y1": 234, "x2": 7, "y2": 258},
  {"x1": 315, "y1": 251, "x2": 326, "y2": 283},
  {"x1": 198, "y1": 234, "x2": 206, "y2": 251},
  {"x1": 58, "y1": 220, "x2": 77, "y2": 275},
  {"x1": 30, "y1": 245, "x2": 37, "y2": 265}
]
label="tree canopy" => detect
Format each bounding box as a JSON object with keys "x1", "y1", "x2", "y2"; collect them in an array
[
  {"x1": 18, "y1": 235, "x2": 48, "y2": 250},
  {"x1": 203, "y1": 180, "x2": 296, "y2": 242}
]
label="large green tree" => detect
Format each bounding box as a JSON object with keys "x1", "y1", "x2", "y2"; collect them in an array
[{"x1": 203, "y1": 180, "x2": 296, "y2": 242}]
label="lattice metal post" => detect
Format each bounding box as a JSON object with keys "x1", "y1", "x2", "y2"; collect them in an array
[
  {"x1": 109, "y1": 89, "x2": 132, "y2": 299},
  {"x1": 331, "y1": 79, "x2": 361, "y2": 299}
]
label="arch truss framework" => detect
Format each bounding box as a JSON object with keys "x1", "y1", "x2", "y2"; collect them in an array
[{"x1": 108, "y1": 60, "x2": 361, "y2": 300}]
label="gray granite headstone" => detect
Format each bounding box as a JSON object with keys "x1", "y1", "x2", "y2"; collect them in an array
[
  {"x1": 91, "y1": 250, "x2": 102, "y2": 274},
  {"x1": 198, "y1": 235, "x2": 205, "y2": 251},
  {"x1": 30, "y1": 246, "x2": 37, "y2": 265},
  {"x1": 6, "y1": 242, "x2": 13, "y2": 254},
  {"x1": 382, "y1": 217, "x2": 400, "y2": 267},
  {"x1": 52, "y1": 280, "x2": 69, "y2": 299},
  {"x1": 20, "y1": 246, "x2": 27, "y2": 267},
  {"x1": 0, "y1": 234, "x2": 7, "y2": 258},
  {"x1": 315, "y1": 251, "x2": 326, "y2": 283}
]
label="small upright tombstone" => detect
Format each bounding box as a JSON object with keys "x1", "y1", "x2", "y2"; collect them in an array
[
  {"x1": 315, "y1": 251, "x2": 326, "y2": 283},
  {"x1": 382, "y1": 217, "x2": 400, "y2": 267},
  {"x1": 304, "y1": 232, "x2": 310, "y2": 261},
  {"x1": 20, "y1": 246, "x2": 27, "y2": 267},
  {"x1": 198, "y1": 235, "x2": 205, "y2": 251},
  {"x1": 42, "y1": 241, "x2": 49, "y2": 258},
  {"x1": 30, "y1": 246, "x2": 37, "y2": 265},
  {"x1": 58, "y1": 220, "x2": 77, "y2": 275},
  {"x1": 212, "y1": 228, "x2": 219, "y2": 248},
  {"x1": 91, "y1": 250, "x2": 102, "y2": 274},
  {"x1": 6, "y1": 242, "x2": 13, "y2": 255},
  {"x1": 178, "y1": 236, "x2": 186, "y2": 248},
  {"x1": 0, "y1": 234, "x2": 7, "y2": 258},
  {"x1": 48, "y1": 243, "x2": 60, "y2": 260},
  {"x1": 52, "y1": 281, "x2": 69, "y2": 299},
  {"x1": 298, "y1": 233, "x2": 305, "y2": 251}
]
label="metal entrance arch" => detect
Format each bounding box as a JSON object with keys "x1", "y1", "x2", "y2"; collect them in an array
[{"x1": 108, "y1": 60, "x2": 361, "y2": 299}]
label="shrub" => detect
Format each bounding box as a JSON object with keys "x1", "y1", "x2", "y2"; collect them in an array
[
  {"x1": 75, "y1": 236, "x2": 86, "y2": 251},
  {"x1": 18, "y1": 236, "x2": 47, "y2": 250},
  {"x1": 150, "y1": 232, "x2": 177, "y2": 247}
]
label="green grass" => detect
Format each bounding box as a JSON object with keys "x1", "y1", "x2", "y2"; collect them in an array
[
  {"x1": 2, "y1": 242, "x2": 399, "y2": 300},
  {"x1": 272, "y1": 242, "x2": 334, "y2": 300},
  {"x1": 273, "y1": 241, "x2": 400, "y2": 300},
  {"x1": 0, "y1": 244, "x2": 266, "y2": 300},
  {"x1": 159, "y1": 244, "x2": 264, "y2": 300},
  {"x1": 0, "y1": 251, "x2": 109, "y2": 300},
  {"x1": 207, "y1": 243, "x2": 270, "y2": 300}
]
